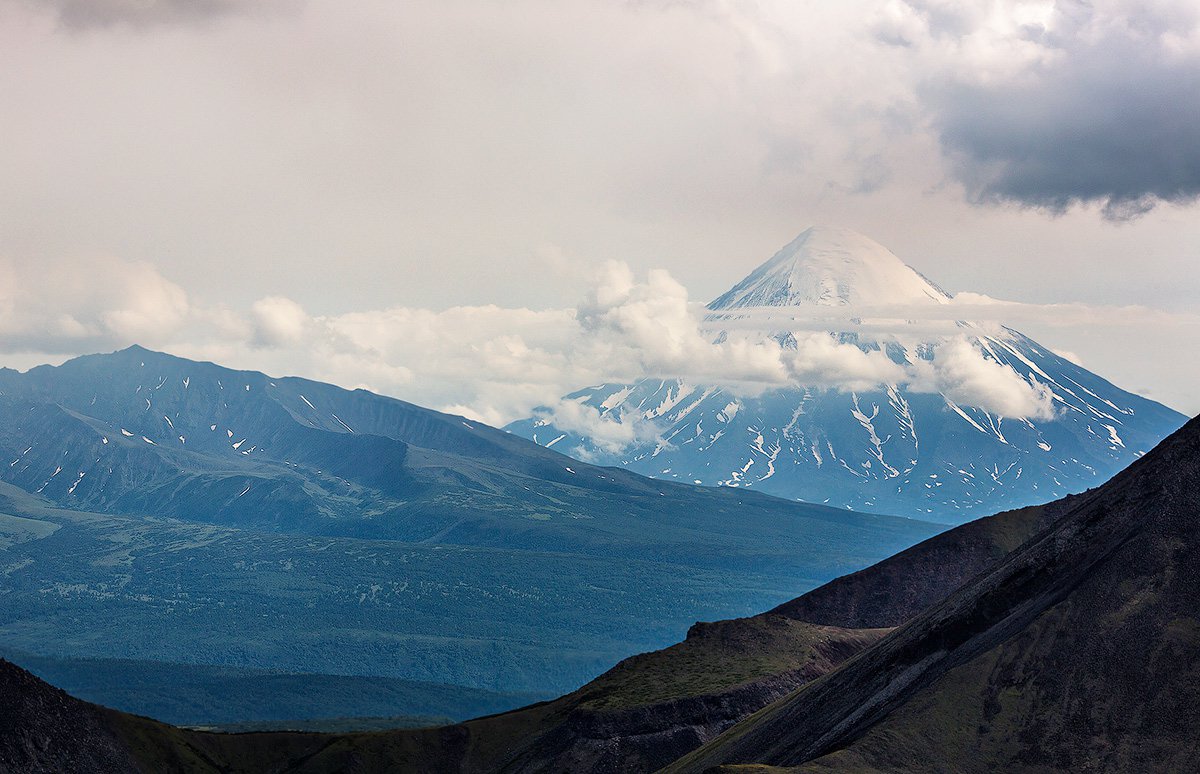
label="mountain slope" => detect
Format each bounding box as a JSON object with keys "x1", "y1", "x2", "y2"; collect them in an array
[
  {"x1": 0, "y1": 648, "x2": 543, "y2": 728},
  {"x1": 0, "y1": 347, "x2": 938, "y2": 716},
  {"x1": 0, "y1": 658, "x2": 143, "y2": 774},
  {"x1": 368, "y1": 505, "x2": 1058, "y2": 773},
  {"x1": 670, "y1": 413, "x2": 1200, "y2": 773},
  {"x1": 509, "y1": 227, "x2": 1185, "y2": 522},
  {"x1": 0, "y1": 346, "x2": 931, "y2": 568}
]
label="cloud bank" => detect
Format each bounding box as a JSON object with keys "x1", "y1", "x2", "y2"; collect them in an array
[
  {"x1": 0, "y1": 252, "x2": 1121, "y2": 434},
  {"x1": 2, "y1": 0, "x2": 1197, "y2": 350}
]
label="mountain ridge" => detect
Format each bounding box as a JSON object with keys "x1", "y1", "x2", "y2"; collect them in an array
[
  {"x1": 0, "y1": 346, "x2": 937, "y2": 718},
  {"x1": 4, "y1": 412, "x2": 1196, "y2": 772},
  {"x1": 1, "y1": 344, "x2": 932, "y2": 554}
]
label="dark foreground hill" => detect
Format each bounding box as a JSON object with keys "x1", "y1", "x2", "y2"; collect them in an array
[{"x1": 671, "y1": 413, "x2": 1200, "y2": 773}]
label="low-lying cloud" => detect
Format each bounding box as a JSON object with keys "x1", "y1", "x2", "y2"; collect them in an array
[
  {"x1": 0, "y1": 255, "x2": 193, "y2": 351},
  {"x1": 925, "y1": 337, "x2": 1056, "y2": 420},
  {"x1": 535, "y1": 396, "x2": 666, "y2": 459},
  {"x1": 0, "y1": 252, "x2": 1108, "y2": 436}
]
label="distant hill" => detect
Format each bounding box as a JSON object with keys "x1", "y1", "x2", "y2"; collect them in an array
[
  {"x1": 0, "y1": 345, "x2": 931, "y2": 566},
  {"x1": 0, "y1": 347, "x2": 936, "y2": 719},
  {"x1": 0, "y1": 648, "x2": 544, "y2": 728}
]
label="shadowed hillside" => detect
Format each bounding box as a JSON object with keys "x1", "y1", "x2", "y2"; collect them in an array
[
  {"x1": 671, "y1": 414, "x2": 1200, "y2": 773},
  {"x1": 8, "y1": 382, "x2": 1196, "y2": 772}
]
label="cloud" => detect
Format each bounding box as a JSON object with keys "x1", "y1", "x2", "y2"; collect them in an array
[
  {"x1": 926, "y1": 337, "x2": 1056, "y2": 420},
  {"x1": 783, "y1": 333, "x2": 908, "y2": 390},
  {"x1": 704, "y1": 291, "x2": 1200, "y2": 337},
  {"x1": 3, "y1": 0, "x2": 1197, "y2": 352},
  {"x1": 909, "y1": 0, "x2": 1200, "y2": 218},
  {"x1": 577, "y1": 261, "x2": 789, "y2": 385},
  {"x1": 0, "y1": 252, "x2": 947, "y2": 426},
  {"x1": 0, "y1": 255, "x2": 191, "y2": 351},
  {"x1": 2, "y1": 250, "x2": 1195, "y2": 437},
  {"x1": 525, "y1": 330, "x2": 1059, "y2": 457},
  {"x1": 0, "y1": 0, "x2": 1195, "y2": 426},
  {"x1": 251, "y1": 296, "x2": 310, "y2": 347},
  {"x1": 533, "y1": 396, "x2": 666, "y2": 459},
  {"x1": 25, "y1": 0, "x2": 291, "y2": 30}
]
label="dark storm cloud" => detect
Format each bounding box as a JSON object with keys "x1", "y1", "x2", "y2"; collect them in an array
[
  {"x1": 31, "y1": 0, "x2": 293, "y2": 30},
  {"x1": 926, "y1": 5, "x2": 1200, "y2": 220}
]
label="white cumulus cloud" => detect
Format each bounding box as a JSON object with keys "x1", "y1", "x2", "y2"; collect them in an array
[{"x1": 927, "y1": 337, "x2": 1056, "y2": 420}]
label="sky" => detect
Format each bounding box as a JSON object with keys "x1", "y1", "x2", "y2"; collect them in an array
[{"x1": 1, "y1": 0, "x2": 1198, "y2": 423}]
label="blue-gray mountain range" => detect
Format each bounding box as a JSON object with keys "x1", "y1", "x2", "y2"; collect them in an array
[{"x1": 0, "y1": 345, "x2": 936, "y2": 723}]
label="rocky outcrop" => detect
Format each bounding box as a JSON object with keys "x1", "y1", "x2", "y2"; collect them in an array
[{"x1": 501, "y1": 669, "x2": 823, "y2": 773}]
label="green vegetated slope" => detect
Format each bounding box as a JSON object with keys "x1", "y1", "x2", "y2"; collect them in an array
[
  {"x1": 671, "y1": 414, "x2": 1200, "y2": 773},
  {"x1": 0, "y1": 347, "x2": 939, "y2": 721},
  {"x1": 0, "y1": 482, "x2": 835, "y2": 700}
]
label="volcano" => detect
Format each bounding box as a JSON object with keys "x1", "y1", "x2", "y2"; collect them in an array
[{"x1": 508, "y1": 226, "x2": 1184, "y2": 522}]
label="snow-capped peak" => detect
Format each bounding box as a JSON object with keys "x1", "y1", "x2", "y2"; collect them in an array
[{"x1": 707, "y1": 225, "x2": 952, "y2": 311}]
